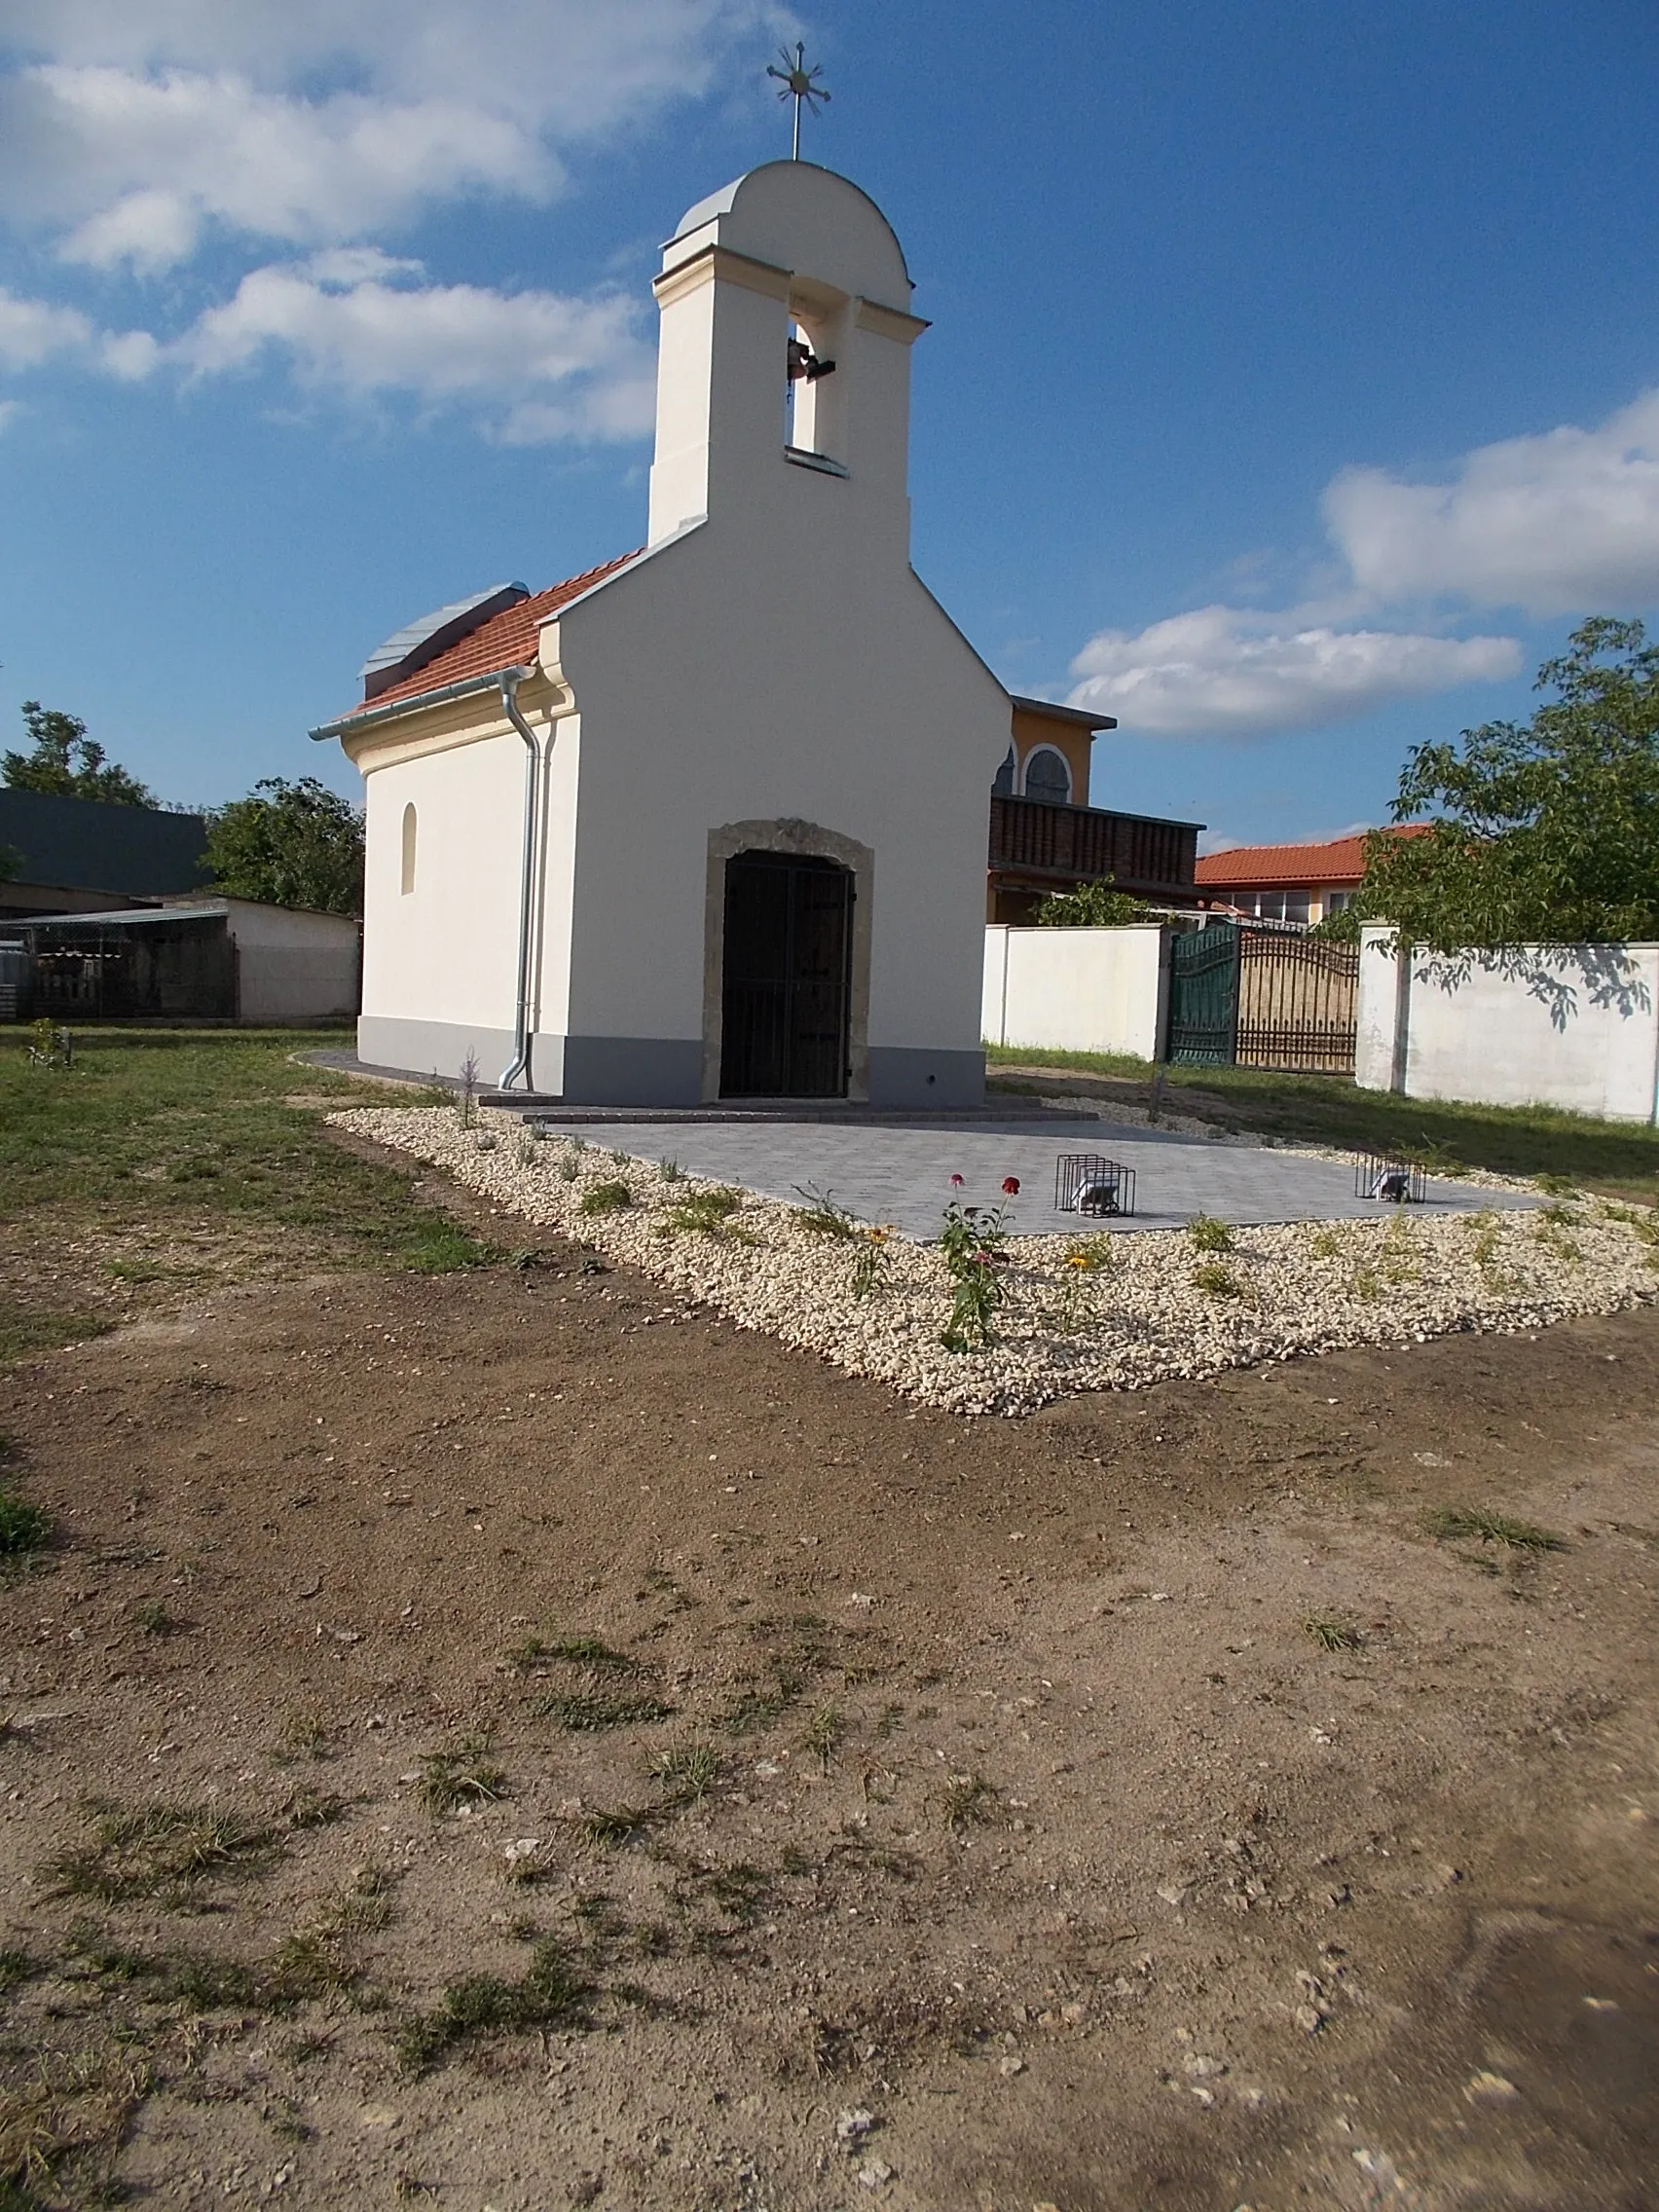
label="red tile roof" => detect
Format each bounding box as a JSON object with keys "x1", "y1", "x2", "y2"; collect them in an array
[
  {"x1": 1194, "y1": 825, "x2": 1428, "y2": 890},
  {"x1": 348, "y1": 549, "x2": 642, "y2": 717}
]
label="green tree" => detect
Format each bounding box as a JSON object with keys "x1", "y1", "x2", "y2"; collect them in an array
[
  {"x1": 2, "y1": 701, "x2": 157, "y2": 806},
  {"x1": 1355, "y1": 617, "x2": 1659, "y2": 952},
  {"x1": 204, "y1": 777, "x2": 364, "y2": 915},
  {"x1": 1034, "y1": 879, "x2": 1153, "y2": 927}
]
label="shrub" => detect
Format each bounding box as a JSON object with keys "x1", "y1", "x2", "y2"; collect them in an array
[{"x1": 577, "y1": 1180, "x2": 632, "y2": 1216}]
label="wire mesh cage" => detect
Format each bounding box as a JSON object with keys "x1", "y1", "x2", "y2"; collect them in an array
[
  {"x1": 1354, "y1": 1154, "x2": 1426, "y2": 1204},
  {"x1": 1054, "y1": 1154, "x2": 1136, "y2": 1218}
]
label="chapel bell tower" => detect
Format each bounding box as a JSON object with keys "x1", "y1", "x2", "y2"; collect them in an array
[{"x1": 645, "y1": 162, "x2": 930, "y2": 556}]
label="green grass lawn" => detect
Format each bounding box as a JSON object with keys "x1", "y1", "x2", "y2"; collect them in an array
[
  {"x1": 986, "y1": 1044, "x2": 1659, "y2": 1204},
  {"x1": 0, "y1": 1028, "x2": 495, "y2": 1364}
]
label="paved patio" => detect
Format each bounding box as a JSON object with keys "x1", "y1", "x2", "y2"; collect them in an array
[{"x1": 530, "y1": 1113, "x2": 1531, "y2": 1237}]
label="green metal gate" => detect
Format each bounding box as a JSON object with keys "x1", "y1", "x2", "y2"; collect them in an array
[{"x1": 1166, "y1": 922, "x2": 1239, "y2": 1063}]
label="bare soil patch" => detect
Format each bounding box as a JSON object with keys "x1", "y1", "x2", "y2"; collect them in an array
[{"x1": 2, "y1": 1194, "x2": 1657, "y2": 2209}]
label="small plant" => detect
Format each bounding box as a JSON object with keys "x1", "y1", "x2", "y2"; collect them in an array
[
  {"x1": 132, "y1": 1600, "x2": 182, "y2": 1637},
  {"x1": 803, "y1": 1703, "x2": 842, "y2": 1770},
  {"x1": 659, "y1": 1157, "x2": 683, "y2": 1182},
  {"x1": 48, "y1": 1800, "x2": 276, "y2": 1903},
  {"x1": 474, "y1": 1128, "x2": 498, "y2": 1153},
  {"x1": 25, "y1": 1018, "x2": 73, "y2": 1070},
  {"x1": 658, "y1": 1186, "x2": 753, "y2": 1239},
  {"x1": 1349, "y1": 1260, "x2": 1382, "y2": 1302},
  {"x1": 941, "y1": 1773, "x2": 1000, "y2": 1831},
  {"x1": 577, "y1": 1179, "x2": 633, "y2": 1216},
  {"x1": 419, "y1": 1733, "x2": 508, "y2": 1813},
  {"x1": 514, "y1": 1125, "x2": 542, "y2": 1166},
  {"x1": 1192, "y1": 1259, "x2": 1244, "y2": 1298},
  {"x1": 0, "y1": 1485, "x2": 51, "y2": 1557},
  {"x1": 1379, "y1": 1212, "x2": 1419, "y2": 1284},
  {"x1": 1423, "y1": 1505, "x2": 1566, "y2": 1553},
  {"x1": 394, "y1": 1938, "x2": 595, "y2": 2072},
  {"x1": 792, "y1": 1185, "x2": 856, "y2": 1238},
  {"x1": 1188, "y1": 1213, "x2": 1234, "y2": 1253},
  {"x1": 538, "y1": 1687, "x2": 674, "y2": 1731},
  {"x1": 580, "y1": 1805, "x2": 658, "y2": 1850},
  {"x1": 1301, "y1": 1611, "x2": 1364, "y2": 1651},
  {"x1": 558, "y1": 1153, "x2": 580, "y2": 1183},
  {"x1": 1532, "y1": 1201, "x2": 1582, "y2": 1264},
  {"x1": 651, "y1": 1741, "x2": 721, "y2": 1803},
  {"x1": 457, "y1": 1051, "x2": 480, "y2": 1129},
  {"x1": 937, "y1": 1198, "x2": 1010, "y2": 1352},
  {"x1": 1054, "y1": 1235, "x2": 1113, "y2": 1333},
  {"x1": 849, "y1": 1225, "x2": 893, "y2": 1299},
  {"x1": 1309, "y1": 1224, "x2": 1344, "y2": 1259}
]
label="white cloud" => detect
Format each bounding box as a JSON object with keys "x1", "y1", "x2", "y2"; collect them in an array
[
  {"x1": 167, "y1": 252, "x2": 655, "y2": 439},
  {"x1": 0, "y1": 286, "x2": 92, "y2": 368},
  {"x1": 1323, "y1": 387, "x2": 1659, "y2": 615},
  {"x1": 6, "y1": 64, "x2": 551, "y2": 272},
  {"x1": 0, "y1": 3, "x2": 777, "y2": 269},
  {"x1": 0, "y1": 399, "x2": 23, "y2": 433},
  {"x1": 1067, "y1": 605, "x2": 1522, "y2": 737}
]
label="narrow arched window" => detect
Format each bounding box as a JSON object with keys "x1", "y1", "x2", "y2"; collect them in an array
[
  {"x1": 400, "y1": 802, "x2": 417, "y2": 895},
  {"x1": 1023, "y1": 746, "x2": 1072, "y2": 803}
]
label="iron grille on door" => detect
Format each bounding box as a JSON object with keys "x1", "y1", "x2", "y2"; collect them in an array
[{"x1": 719, "y1": 852, "x2": 853, "y2": 1097}]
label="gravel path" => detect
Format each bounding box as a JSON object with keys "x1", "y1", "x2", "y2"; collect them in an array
[{"x1": 333, "y1": 1107, "x2": 1659, "y2": 1416}]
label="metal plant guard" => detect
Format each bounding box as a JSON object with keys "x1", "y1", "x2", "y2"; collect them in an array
[
  {"x1": 1354, "y1": 1155, "x2": 1426, "y2": 1204},
  {"x1": 1054, "y1": 1155, "x2": 1136, "y2": 1218}
]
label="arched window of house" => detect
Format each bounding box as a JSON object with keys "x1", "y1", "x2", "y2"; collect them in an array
[
  {"x1": 1023, "y1": 746, "x2": 1072, "y2": 804},
  {"x1": 991, "y1": 747, "x2": 1015, "y2": 797},
  {"x1": 400, "y1": 802, "x2": 417, "y2": 896}
]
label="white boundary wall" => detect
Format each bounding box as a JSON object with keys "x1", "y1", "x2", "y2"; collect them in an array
[
  {"x1": 1355, "y1": 926, "x2": 1659, "y2": 1123},
  {"x1": 982, "y1": 925, "x2": 1167, "y2": 1061}
]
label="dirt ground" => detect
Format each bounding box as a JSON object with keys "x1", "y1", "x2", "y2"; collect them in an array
[{"x1": 2, "y1": 1155, "x2": 1657, "y2": 2212}]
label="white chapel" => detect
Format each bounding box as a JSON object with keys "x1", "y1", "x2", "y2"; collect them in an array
[{"x1": 313, "y1": 161, "x2": 1017, "y2": 1107}]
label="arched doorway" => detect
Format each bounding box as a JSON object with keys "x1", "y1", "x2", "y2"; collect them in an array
[{"x1": 719, "y1": 850, "x2": 853, "y2": 1097}]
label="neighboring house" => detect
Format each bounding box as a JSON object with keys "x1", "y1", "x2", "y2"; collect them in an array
[
  {"x1": 1194, "y1": 827, "x2": 1428, "y2": 926},
  {"x1": 985, "y1": 699, "x2": 1203, "y2": 925},
  {"x1": 0, "y1": 787, "x2": 209, "y2": 918},
  {"x1": 313, "y1": 162, "x2": 1043, "y2": 1106},
  {"x1": 13, "y1": 897, "x2": 360, "y2": 1024}
]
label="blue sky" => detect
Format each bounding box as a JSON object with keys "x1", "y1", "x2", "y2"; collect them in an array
[{"x1": 2, "y1": 0, "x2": 1657, "y2": 850}]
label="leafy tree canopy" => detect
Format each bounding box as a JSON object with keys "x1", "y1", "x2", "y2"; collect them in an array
[
  {"x1": 1034, "y1": 879, "x2": 1153, "y2": 927},
  {"x1": 1352, "y1": 618, "x2": 1659, "y2": 952},
  {"x1": 2, "y1": 701, "x2": 157, "y2": 807},
  {"x1": 204, "y1": 776, "x2": 364, "y2": 916}
]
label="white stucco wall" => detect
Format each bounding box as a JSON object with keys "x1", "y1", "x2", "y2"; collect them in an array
[
  {"x1": 359, "y1": 730, "x2": 528, "y2": 1044},
  {"x1": 1355, "y1": 925, "x2": 1659, "y2": 1123},
  {"x1": 220, "y1": 900, "x2": 360, "y2": 1022},
  {"x1": 982, "y1": 925, "x2": 1167, "y2": 1061}
]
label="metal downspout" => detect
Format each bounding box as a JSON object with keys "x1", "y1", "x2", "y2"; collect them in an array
[{"x1": 497, "y1": 667, "x2": 544, "y2": 1092}]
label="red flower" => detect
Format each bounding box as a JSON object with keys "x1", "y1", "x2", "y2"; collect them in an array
[
  {"x1": 1002, "y1": 1176, "x2": 1020, "y2": 1196},
  {"x1": 949, "y1": 1172, "x2": 965, "y2": 1189}
]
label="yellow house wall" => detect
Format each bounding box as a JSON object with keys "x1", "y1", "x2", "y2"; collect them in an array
[{"x1": 1010, "y1": 706, "x2": 1091, "y2": 805}]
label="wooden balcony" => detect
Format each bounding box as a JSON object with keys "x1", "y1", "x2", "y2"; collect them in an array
[{"x1": 988, "y1": 793, "x2": 1199, "y2": 901}]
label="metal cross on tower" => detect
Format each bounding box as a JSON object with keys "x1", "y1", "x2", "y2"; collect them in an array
[{"x1": 766, "y1": 43, "x2": 830, "y2": 160}]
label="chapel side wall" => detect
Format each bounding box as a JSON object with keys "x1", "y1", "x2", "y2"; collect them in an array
[
  {"x1": 551, "y1": 502, "x2": 1010, "y2": 1104},
  {"x1": 356, "y1": 730, "x2": 528, "y2": 1073}
]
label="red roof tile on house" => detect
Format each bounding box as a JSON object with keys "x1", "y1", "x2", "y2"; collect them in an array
[
  {"x1": 1194, "y1": 825, "x2": 1428, "y2": 890},
  {"x1": 347, "y1": 549, "x2": 643, "y2": 717}
]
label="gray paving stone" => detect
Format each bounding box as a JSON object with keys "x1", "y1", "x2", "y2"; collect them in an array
[{"x1": 538, "y1": 1114, "x2": 1533, "y2": 1238}]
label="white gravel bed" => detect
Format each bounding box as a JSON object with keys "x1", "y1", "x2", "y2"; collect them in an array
[{"x1": 332, "y1": 1106, "x2": 1659, "y2": 1417}]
